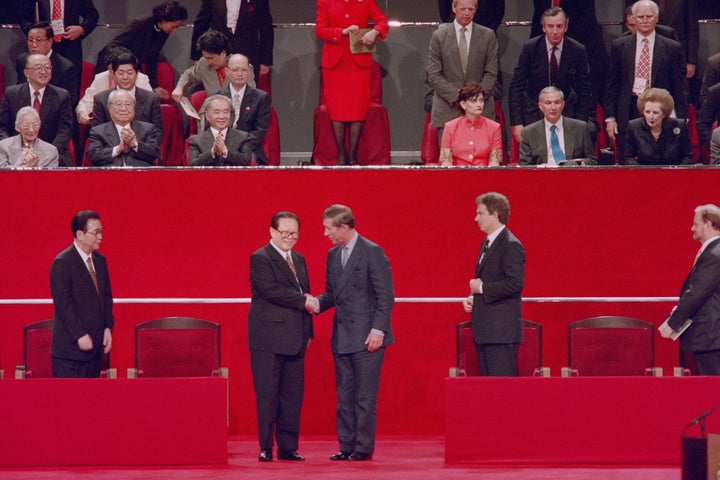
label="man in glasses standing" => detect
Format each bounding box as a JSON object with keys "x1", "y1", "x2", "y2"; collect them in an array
[
  {"x1": 248, "y1": 211, "x2": 315, "y2": 462},
  {"x1": 50, "y1": 210, "x2": 114, "y2": 378}
]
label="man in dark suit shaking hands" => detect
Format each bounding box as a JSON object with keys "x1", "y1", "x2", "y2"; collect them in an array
[
  {"x1": 312, "y1": 204, "x2": 394, "y2": 461},
  {"x1": 462, "y1": 193, "x2": 525, "y2": 376},
  {"x1": 50, "y1": 210, "x2": 113, "y2": 378},
  {"x1": 660, "y1": 204, "x2": 720, "y2": 375},
  {"x1": 249, "y1": 211, "x2": 315, "y2": 462}
]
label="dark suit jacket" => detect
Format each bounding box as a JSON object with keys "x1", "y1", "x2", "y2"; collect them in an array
[
  {"x1": 604, "y1": 33, "x2": 688, "y2": 133},
  {"x1": 699, "y1": 52, "x2": 720, "y2": 107},
  {"x1": 188, "y1": 128, "x2": 253, "y2": 166},
  {"x1": 508, "y1": 35, "x2": 593, "y2": 126},
  {"x1": 317, "y1": 235, "x2": 395, "y2": 355},
  {"x1": 191, "y1": 0, "x2": 274, "y2": 72},
  {"x1": 471, "y1": 227, "x2": 525, "y2": 345},
  {"x1": 15, "y1": 51, "x2": 78, "y2": 105},
  {"x1": 248, "y1": 244, "x2": 313, "y2": 356},
  {"x1": 213, "y1": 84, "x2": 270, "y2": 164},
  {"x1": 0, "y1": 82, "x2": 74, "y2": 166},
  {"x1": 50, "y1": 244, "x2": 114, "y2": 361},
  {"x1": 668, "y1": 238, "x2": 720, "y2": 353},
  {"x1": 20, "y1": 0, "x2": 99, "y2": 69},
  {"x1": 438, "y1": 0, "x2": 505, "y2": 31},
  {"x1": 697, "y1": 82, "x2": 720, "y2": 147},
  {"x1": 519, "y1": 116, "x2": 597, "y2": 165},
  {"x1": 92, "y1": 87, "x2": 163, "y2": 140},
  {"x1": 87, "y1": 120, "x2": 161, "y2": 167},
  {"x1": 624, "y1": 117, "x2": 692, "y2": 165}
]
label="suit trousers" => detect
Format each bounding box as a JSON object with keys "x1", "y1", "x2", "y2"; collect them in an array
[
  {"x1": 250, "y1": 349, "x2": 305, "y2": 451},
  {"x1": 333, "y1": 347, "x2": 385, "y2": 454},
  {"x1": 51, "y1": 352, "x2": 102, "y2": 378},
  {"x1": 475, "y1": 343, "x2": 519, "y2": 376},
  {"x1": 694, "y1": 349, "x2": 720, "y2": 376}
]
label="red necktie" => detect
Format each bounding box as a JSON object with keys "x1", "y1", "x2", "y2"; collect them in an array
[
  {"x1": 87, "y1": 257, "x2": 99, "y2": 293},
  {"x1": 634, "y1": 38, "x2": 650, "y2": 95},
  {"x1": 33, "y1": 90, "x2": 41, "y2": 113},
  {"x1": 52, "y1": 0, "x2": 63, "y2": 42}
]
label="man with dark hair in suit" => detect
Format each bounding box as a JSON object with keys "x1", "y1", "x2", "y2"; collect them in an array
[
  {"x1": 508, "y1": 6, "x2": 593, "y2": 146},
  {"x1": 311, "y1": 204, "x2": 394, "y2": 461},
  {"x1": 462, "y1": 192, "x2": 525, "y2": 376},
  {"x1": 50, "y1": 209, "x2": 113, "y2": 378},
  {"x1": 0, "y1": 53, "x2": 74, "y2": 166},
  {"x1": 248, "y1": 211, "x2": 315, "y2": 462},
  {"x1": 91, "y1": 53, "x2": 163, "y2": 141},
  {"x1": 189, "y1": 95, "x2": 253, "y2": 166},
  {"x1": 212, "y1": 54, "x2": 270, "y2": 164},
  {"x1": 16, "y1": 21, "x2": 77, "y2": 105},
  {"x1": 660, "y1": 204, "x2": 720, "y2": 376},
  {"x1": 191, "y1": 0, "x2": 274, "y2": 81},
  {"x1": 604, "y1": 0, "x2": 687, "y2": 162},
  {"x1": 87, "y1": 89, "x2": 161, "y2": 167},
  {"x1": 519, "y1": 86, "x2": 596, "y2": 165}
]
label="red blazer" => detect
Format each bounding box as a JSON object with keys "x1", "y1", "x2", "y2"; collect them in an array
[{"x1": 315, "y1": 0, "x2": 388, "y2": 69}]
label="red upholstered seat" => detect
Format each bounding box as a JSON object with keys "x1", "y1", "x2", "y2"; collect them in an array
[
  {"x1": 134, "y1": 317, "x2": 222, "y2": 377},
  {"x1": 160, "y1": 104, "x2": 184, "y2": 166},
  {"x1": 312, "y1": 61, "x2": 390, "y2": 165},
  {"x1": 23, "y1": 320, "x2": 54, "y2": 378},
  {"x1": 456, "y1": 319, "x2": 542, "y2": 376},
  {"x1": 568, "y1": 316, "x2": 653, "y2": 376},
  {"x1": 189, "y1": 90, "x2": 208, "y2": 136}
]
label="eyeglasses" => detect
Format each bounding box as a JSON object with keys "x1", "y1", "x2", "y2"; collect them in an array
[
  {"x1": 228, "y1": 67, "x2": 250, "y2": 73},
  {"x1": 18, "y1": 122, "x2": 40, "y2": 130},
  {"x1": 28, "y1": 65, "x2": 52, "y2": 72},
  {"x1": 27, "y1": 38, "x2": 50, "y2": 44},
  {"x1": 274, "y1": 228, "x2": 299, "y2": 238},
  {"x1": 84, "y1": 229, "x2": 105, "y2": 236},
  {"x1": 109, "y1": 102, "x2": 135, "y2": 109}
]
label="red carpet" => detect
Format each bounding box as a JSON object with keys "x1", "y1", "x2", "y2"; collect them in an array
[{"x1": 0, "y1": 436, "x2": 680, "y2": 479}]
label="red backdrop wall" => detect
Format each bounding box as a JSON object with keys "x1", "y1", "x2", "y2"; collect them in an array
[{"x1": 0, "y1": 168, "x2": 715, "y2": 435}]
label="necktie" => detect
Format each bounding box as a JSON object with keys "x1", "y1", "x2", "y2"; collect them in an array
[
  {"x1": 33, "y1": 90, "x2": 41, "y2": 113},
  {"x1": 341, "y1": 246, "x2": 349, "y2": 268},
  {"x1": 285, "y1": 252, "x2": 300, "y2": 286},
  {"x1": 634, "y1": 38, "x2": 650, "y2": 95},
  {"x1": 232, "y1": 94, "x2": 241, "y2": 128},
  {"x1": 459, "y1": 26, "x2": 468, "y2": 74},
  {"x1": 479, "y1": 239, "x2": 489, "y2": 265},
  {"x1": 87, "y1": 256, "x2": 99, "y2": 293},
  {"x1": 52, "y1": 0, "x2": 63, "y2": 42},
  {"x1": 549, "y1": 46, "x2": 559, "y2": 85},
  {"x1": 550, "y1": 125, "x2": 565, "y2": 163}
]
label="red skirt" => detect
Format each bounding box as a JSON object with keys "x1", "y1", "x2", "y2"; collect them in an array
[{"x1": 322, "y1": 50, "x2": 371, "y2": 122}]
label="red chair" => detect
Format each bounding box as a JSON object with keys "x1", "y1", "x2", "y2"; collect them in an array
[
  {"x1": 257, "y1": 70, "x2": 272, "y2": 100},
  {"x1": 130, "y1": 317, "x2": 225, "y2": 378},
  {"x1": 189, "y1": 90, "x2": 208, "y2": 136},
  {"x1": 456, "y1": 319, "x2": 542, "y2": 376},
  {"x1": 567, "y1": 316, "x2": 653, "y2": 376},
  {"x1": 312, "y1": 61, "x2": 390, "y2": 165},
  {"x1": 160, "y1": 104, "x2": 185, "y2": 166}
]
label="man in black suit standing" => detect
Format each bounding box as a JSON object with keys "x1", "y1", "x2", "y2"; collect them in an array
[
  {"x1": 604, "y1": 0, "x2": 687, "y2": 162},
  {"x1": 249, "y1": 211, "x2": 314, "y2": 462},
  {"x1": 660, "y1": 204, "x2": 720, "y2": 375},
  {"x1": 509, "y1": 6, "x2": 593, "y2": 146},
  {"x1": 50, "y1": 210, "x2": 113, "y2": 378},
  {"x1": 212, "y1": 54, "x2": 270, "y2": 164},
  {"x1": 462, "y1": 192, "x2": 525, "y2": 376},
  {"x1": 0, "y1": 53, "x2": 74, "y2": 166},
  {"x1": 191, "y1": 0, "x2": 274, "y2": 81},
  {"x1": 312, "y1": 204, "x2": 394, "y2": 461},
  {"x1": 16, "y1": 22, "x2": 77, "y2": 105}
]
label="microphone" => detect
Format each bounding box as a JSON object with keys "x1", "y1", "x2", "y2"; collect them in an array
[{"x1": 685, "y1": 403, "x2": 720, "y2": 437}]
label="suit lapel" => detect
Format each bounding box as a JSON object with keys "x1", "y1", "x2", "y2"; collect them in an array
[
  {"x1": 479, "y1": 228, "x2": 507, "y2": 273},
  {"x1": 71, "y1": 246, "x2": 100, "y2": 297},
  {"x1": 334, "y1": 237, "x2": 365, "y2": 296},
  {"x1": 444, "y1": 26, "x2": 462, "y2": 78},
  {"x1": 267, "y1": 244, "x2": 301, "y2": 291},
  {"x1": 562, "y1": 118, "x2": 575, "y2": 158}
]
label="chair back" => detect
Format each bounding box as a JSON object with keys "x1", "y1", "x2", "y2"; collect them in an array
[
  {"x1": 24, "y1": 320, "x2": 54, "y2": 378},
  {"x1": 568, "y1": 316, "x2": 653, "y2": 376},
  {"x1": 80, "y1": 61, "x2": 95, "y2": 99},
  {"x1": 135, "y1": 317, "x2": 221, "y2": 377}
]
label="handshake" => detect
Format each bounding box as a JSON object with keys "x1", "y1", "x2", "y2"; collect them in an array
[{"x1": 304, "y1": 294, "x2": 319, "y2": 314}]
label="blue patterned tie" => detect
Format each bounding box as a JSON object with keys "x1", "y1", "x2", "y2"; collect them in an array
[{"x1": 550, "y1": 125, "x2": 565, "y2": 163}]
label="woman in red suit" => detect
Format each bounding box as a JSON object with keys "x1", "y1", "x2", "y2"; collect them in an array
[{"x1": 315, "y1": 0, "x2": 388, "y2": 165}]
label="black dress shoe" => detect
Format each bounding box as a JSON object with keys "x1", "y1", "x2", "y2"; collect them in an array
[
  {"x1": 329, "y1": 451, "x2": 352, "y2": 461},
  {"x1": 348, "y1": 452, "x2": 372, "y2": 461},
  {"x1": 278, "y1": 450, "x2": 305, "y2": 461},
  {"x1": 258, "y1": 449, "x2": 273, "y2": 462}
]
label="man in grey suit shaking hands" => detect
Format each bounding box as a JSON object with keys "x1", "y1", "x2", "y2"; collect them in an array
[
  {"x1": 310, "y1": 204, "x2": 394, "y2": 461},
  {"x1": 463, "y1": 193, "x2": 525, "y2": 376}
]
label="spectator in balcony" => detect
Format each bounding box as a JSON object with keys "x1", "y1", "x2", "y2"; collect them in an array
[{"x1": 0, "y1": 107, "x2": 58, "y2": 168}]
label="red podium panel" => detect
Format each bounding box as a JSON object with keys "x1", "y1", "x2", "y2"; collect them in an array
[
  {"x1": 446, "y1": 377, "x2": 720, "y2": 465},
  {"x1": 0, "y1": 378, "x2": 227, "y2": 466}
]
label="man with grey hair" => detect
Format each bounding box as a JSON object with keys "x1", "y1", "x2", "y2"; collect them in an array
[
  {"x1": 86, "y1": 89, "x2": 161, "y2": 167},
  {"x1": 189, "y1": 95, "x2": 253, "y2": 166},
  {"x1": 660, "y1": 204, "x2": 720, "y2": 375},
  {"x1": 0, "y1": 107, "x2": 58, "y2": 168}
]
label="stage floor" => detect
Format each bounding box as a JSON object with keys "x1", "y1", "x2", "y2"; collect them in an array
[{"x1": 0, "y1": 436, "x2": 680, "y2": 480}]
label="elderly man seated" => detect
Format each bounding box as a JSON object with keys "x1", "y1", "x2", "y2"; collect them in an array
[
  {"x1": 0, "y1": 106, "x2": 58, "y2": 168},
  {"x1": 87, "y1": 89, "x2": 161, "y2": 167},
  {"x1": 519, "y1": 86, "x2": 596, "y2": 166},
  {"x1": 189, "y1": 94, "x2": 253, "y2": 166}
]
